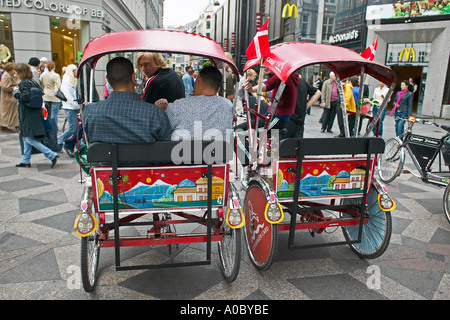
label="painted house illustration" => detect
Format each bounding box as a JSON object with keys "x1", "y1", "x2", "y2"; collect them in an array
[
  {"x1": 332, "y1": 168, "x2": 366, "y2": 190},
  {"x1": 172, "y1": 176, "x2": 225, "y2": 202}
]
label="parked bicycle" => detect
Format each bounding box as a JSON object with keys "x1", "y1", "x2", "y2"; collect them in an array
[{"x1": 377, "y1": 116, "x2": 450, "y2": 224}]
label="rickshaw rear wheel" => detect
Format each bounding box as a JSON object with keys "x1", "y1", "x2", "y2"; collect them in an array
[
  {"x1": 341, "y1": 185, "x2": 392, "y2": 259},
  {"x1": 218, "y1": 225, "x2": 242, "y2": 282},
  {"x1": 80, "y1": 232, "x2": 100, "y2": 292},
  {"x1": 244, "y1": 183, "x2": 278, "y2": 271},
  {"x1": 80, "y1": 187, "x2": 100, "y2": 292}
]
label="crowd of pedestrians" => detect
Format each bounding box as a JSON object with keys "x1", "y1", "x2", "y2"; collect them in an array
[{"x1": 0, "y1": 56, "x2": 80, "y2": 168}]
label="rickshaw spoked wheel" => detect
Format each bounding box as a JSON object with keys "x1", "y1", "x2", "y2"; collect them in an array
[
  {"x1": 80, "y1": 187, "x2": 100, "y2": 292},
  {"x1": 244, "y1": 183, "x2": 278, "y2": 271},
  {"x1": 218, "y1": 182, "x2": 242, "y2": 282},
  {"x1": 340, "y1": 185, "x2": 392, "y2": 259}
]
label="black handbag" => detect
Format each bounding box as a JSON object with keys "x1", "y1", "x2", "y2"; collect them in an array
[{"x1": 55, "y1": 89, "x2": 67, "y2": 101}]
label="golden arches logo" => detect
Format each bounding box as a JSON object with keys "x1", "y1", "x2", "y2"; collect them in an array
[
  {"x1": 282, "y1": 4, "x2": 298, "y2": 18},
  {"x1": 399, "y1": 47, "x2": 416, "y2": 62}
]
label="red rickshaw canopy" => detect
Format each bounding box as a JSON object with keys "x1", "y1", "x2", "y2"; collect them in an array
[
  {"x1": 244, "y1": 42, "x2": 397, "y2": 86},
  {"x1": 78, "y1": 29, "x2": 239, "y2": 77}
]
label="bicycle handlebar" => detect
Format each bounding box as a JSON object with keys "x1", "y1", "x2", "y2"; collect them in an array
[{"x1": 396, "y1": 116, "x2": 439, "y2": 127}]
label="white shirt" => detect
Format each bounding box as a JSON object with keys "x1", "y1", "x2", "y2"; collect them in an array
[{"x1": 372, "y1": 86, "x2": 389, "y2": 106}]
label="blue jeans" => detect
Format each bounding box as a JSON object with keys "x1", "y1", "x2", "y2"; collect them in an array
[
  {"x1": 57, "y1": 109, "x2": 78, "y2": 145},
  {"x1": 372, "y1": 106, "x2": 387, "y2": 136},
  {"x1": 394, "y1": 111, "x2": 408, "y2": 138},
  {"x1": 46, "y1": 101, "x2": 61, "y2": 133},
  {"x1": 21, "y1": 136, "x2": 57, "y2": 164}
]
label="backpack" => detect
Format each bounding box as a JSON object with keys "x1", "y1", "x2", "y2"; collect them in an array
[{"x1": 27, "y1": 79, "x2": 44, "y2": 109}]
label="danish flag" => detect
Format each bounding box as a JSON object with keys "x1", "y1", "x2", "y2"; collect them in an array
[
  {"x1": 246, "y1": 18, "x2": 270, "y2": 61},
  {"x1": 361, "y1": 36, "x2": 378, "y2": 61}
]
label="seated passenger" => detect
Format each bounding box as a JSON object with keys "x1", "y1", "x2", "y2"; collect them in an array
[
  {"x1": 156, "y1": 66, "x2": 233, "y2": 141},
  {"x1": 83, "y1": 57, "x2": 172, "y2": 144},
  {"x1": 138, "y1": 52, "x2": 185, "y2": 104}
]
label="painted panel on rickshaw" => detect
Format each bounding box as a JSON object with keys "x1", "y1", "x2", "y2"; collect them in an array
[
  {"x1": 276, "y1": 157, "x2": 374, "y2": 200},
  {"x1": 91, "y1": 164, "x2": 228, "y2": 212}
]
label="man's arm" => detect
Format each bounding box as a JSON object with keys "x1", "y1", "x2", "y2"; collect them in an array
[
  {"x1": 307, "y1": 90, "x2": 321, "y2": 110},
  {"x1": 155, "y1": 98, "x2": 168, "y2": 111}
]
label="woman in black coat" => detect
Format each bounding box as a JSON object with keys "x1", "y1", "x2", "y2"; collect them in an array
[{"x1": 13, "y1": 63, "x2": 58, "y2": 168}]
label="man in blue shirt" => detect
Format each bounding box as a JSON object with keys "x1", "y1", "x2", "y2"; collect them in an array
[
  {"x1": 182, "y1": 66, "x2": 194, "y2": 97},
  {"x1": 83, "y1": 57, "x2": 172, "y2": 144}
]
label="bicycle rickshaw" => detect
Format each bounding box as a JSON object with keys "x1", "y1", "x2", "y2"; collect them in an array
[
  {"x1": 238, "y1": 42, "x2": 398, "y2": 271},
  {"x1": 73, "y1": 30, "x2": 243, "y2": 292}
]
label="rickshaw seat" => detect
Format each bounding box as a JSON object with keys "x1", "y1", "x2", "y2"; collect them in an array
[
  {"x1": 279, "y1": 137, "x2": 385, "y2": 158},
  {"x1": 87, "y1": 140, "x2": 233, "y2": 165}
]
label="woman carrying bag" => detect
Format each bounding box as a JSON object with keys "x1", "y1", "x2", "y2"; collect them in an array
[
  {"x1": 57, "y1": 64, "x2": 79, "y2": 156},
  {"x1": 390, "y1": 80, "x2": 413, "y2": 138},
  {"x1": 13, "y1": 63, "x2": 58, "y2": 168}
]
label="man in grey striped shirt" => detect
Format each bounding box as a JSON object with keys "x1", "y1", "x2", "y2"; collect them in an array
[{"x1": 155, "y1": 66, "x2": 233, "y2": 142}]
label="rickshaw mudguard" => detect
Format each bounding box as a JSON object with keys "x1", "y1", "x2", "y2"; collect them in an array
[
  {"x1": 248, "y1": 176, "x2": 284, "y2": 224},
  {"x1": 372, "y1": 177, "x2": 396, "y2": 212}
]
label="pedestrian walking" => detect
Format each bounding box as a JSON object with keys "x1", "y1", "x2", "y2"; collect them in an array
[
  {"x1": 13, "y1": 63, "x2": 58, "y2": 168},
  {"x1": 40, "y1": 61, "x2": 61, "y2": 131},
  {"x1": 28, "y1": 57, "x2": 41, "y2": 83},
  {"x1": 371, "y1": 81, "x2": 389, "y2": 136},
  {"x1": 320, "y1": 72, "x2": 339, "y2": 133},
  {"x1": 57, "y1": 64, "x2": 79, "y2": 156},
  {"x1": 391, "y1": 80, "x2": 413, "y2": 138},
  {"x1": 0, "y1": 62, "x2": 19, "y2": 132},
  {"x1": 182, "y1": 66, "x2": 194, "y2": 97},
  {"x1": 336, "y1": 78, "x2": 356, "y2": 137}
]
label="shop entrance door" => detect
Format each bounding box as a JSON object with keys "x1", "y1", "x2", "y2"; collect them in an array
[
  {"x1": 49, "y1": 17, "x2": 81, "y2": 75},
  {"x1": 391, "y1": 66, "x2": 423, "y2": 114}
]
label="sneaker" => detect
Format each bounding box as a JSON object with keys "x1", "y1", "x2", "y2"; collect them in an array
[
  {"x1": 51, "y1": 155, "x2": 59, "y2": 168},
  {"x1": 16, "y1": 163, "x2": 31, "y2": 168},
  {"x1": 327, "y1": 129, "x2": 333, "y2": 133},
  {"x1": 321, "y1": 128, "x2": 326, "y2": 133}
]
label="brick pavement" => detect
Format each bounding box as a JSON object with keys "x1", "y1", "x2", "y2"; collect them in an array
[{"x1": 0, "y1": 106, "x2": 449, "y2": 301}]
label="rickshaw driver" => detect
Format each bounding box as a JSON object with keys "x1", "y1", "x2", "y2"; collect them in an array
[
  {"x1": 82, "y1": 57, "x2": 172, "y2": 144},
  {"x1": 155, "y1": 66, "x2": 233, "y2": 142},
  {"x1": 243, "y1": 71, "x2": 299, "y2": 131}
]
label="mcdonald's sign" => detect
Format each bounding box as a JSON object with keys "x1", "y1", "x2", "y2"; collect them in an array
[
  {"x1": 282, "y1": 4, "x2": 298, "y2": 18},
  {"x1": 399, "y1": 47, "x2": 416, "y2": 62}
]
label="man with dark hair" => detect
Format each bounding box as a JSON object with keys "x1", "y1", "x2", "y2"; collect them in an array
[
  {"x1": 28, "y1": 57, "x2": 41, "y2": 83},
  {"x1": 156, "y1": 66, "x2": 232, "y2": 141},
  {"x1": 182, "y1": 65, "x2": 193, "y2": 96},
  {"x1": 82, "y1": 57, "x2": 172, "y2": 144}
]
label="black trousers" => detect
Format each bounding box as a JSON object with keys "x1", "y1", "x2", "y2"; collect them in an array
[{"x1": 321, "y1": 100, "x2": 338, "y2": 131}]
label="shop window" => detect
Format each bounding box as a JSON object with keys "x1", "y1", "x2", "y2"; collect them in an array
[{"x1": 0, "y1": 13, "x2": 13, "y2": 63}]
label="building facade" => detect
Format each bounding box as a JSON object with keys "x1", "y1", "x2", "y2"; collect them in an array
[
  {"x1": 208, "y1": 0, "x2": 450, "y2": 117},
  {"x1": 365, "y1": 0, "x2": 450, "y2": 117}
]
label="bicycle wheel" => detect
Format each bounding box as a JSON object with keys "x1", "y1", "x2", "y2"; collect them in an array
[
  {"x1": 79, "y1": 187, "x2": 100, "y2": 292},
  {"x1": 243, "y1": 183, "x2": 278, "y2": 271},
  {"x1": 341, "y1": 186, "x2": 392, "y2": 259},
  {"x1": 443, "y1": 183, "x2": 450, "y2": 224},
  {"x1": 218, "y1": 224, "x2": 241, "y2": 282},
  {"x1": 378, "y1": 137, "x2": 404, "y2": 183}
]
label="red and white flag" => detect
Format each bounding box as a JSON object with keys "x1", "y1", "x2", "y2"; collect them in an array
[
  {"x1": 246, "y1": 18, "x2": 270, "y2": 61},
  {"x1": 361, "y1": 36, "x2": 378, "y2": 61}
]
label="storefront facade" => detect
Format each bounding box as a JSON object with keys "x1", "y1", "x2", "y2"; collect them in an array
[
  {"x1": 365, "y1": 0, "x2": 450, "y2": 117},
  {"x1": 0, "y1": 0, "x2": 145, "y2": 94}
]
